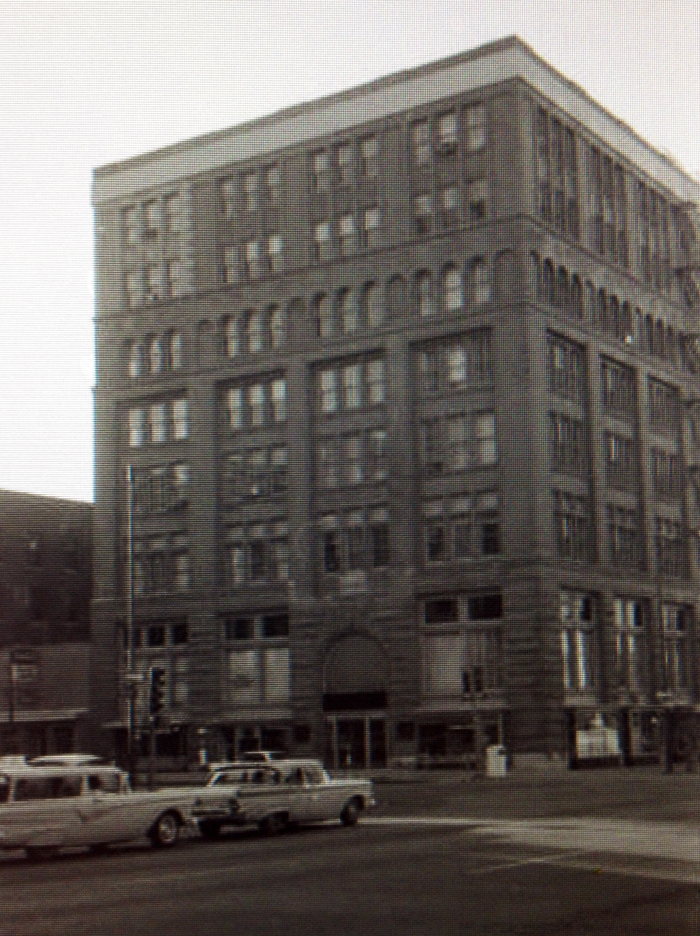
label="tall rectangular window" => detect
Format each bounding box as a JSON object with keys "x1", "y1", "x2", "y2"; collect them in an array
[
  {"x1": 412, "y1": 120, "x2": 431, "y2": 166},
  {"x1": 314, "y1": 221, "x2": 332, "y2": 262},
  {"x1": 359, "y1": 136, "x2": 379, "y2": 179},
  {"x1": 312, "y1": 150, "x2": 331, "y2": 192},
  {"x1": 560, "y1": 590, "x2": 595, "y2": 691},
  {"x1": 465, "y1": 103, "x2": 486, "y2": 151}
]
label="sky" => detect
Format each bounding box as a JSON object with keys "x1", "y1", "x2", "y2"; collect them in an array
[{"x1": 0, "y1": 0, "x2": 699, "y2": 503}]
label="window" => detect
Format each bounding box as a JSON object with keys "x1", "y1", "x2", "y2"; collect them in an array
[
  {"x1": 316, "y1": 438, "x2": 340, "y2": 489},
  {"x1": 221, "y1": 245, "x2": 240, "y2": 284},
  {"x1": 224, "y1": 315, "x2": 242, "y2": 357},
  {"x1": 655, "y1": 518, "x2": 686, "y2": 577},
  {"x1": 418, "y1": 332, "x2": 492, "y2": 394},
  {"x1": 269, "y1": 304, "x2": 286, "y2": 349},
  {"x1": 123, "y1": 206, "x2": 139, "y2": 245},
  {"x1": 613, "y1": 598, "x2": 647, "y2": 695},
  {"x1": 129, "y1": 408, "x2": 145, "y2": 447},
  {"x1": 225, "y1": 614, "x2": 290, "y2": 705},
  {"x1": 424, "y1": 494, "x2": 500, "y2": 561},
  {"x1": 550, "y1": 413, "x2": 588, "y2": 476},
  {"x1": 264, "y1": 164, "x2": 281, "y2": 205},
  {"x1": 163, "y1": 194, "x2": 181, "y2": 233},
  {"x1": 605, "y1": 433, "x2": 638, "y2": 490},
  {"x1": 652, "y1": 448, "x2": 681, "y2": 499},
  {"x1": 465, "y1": 103, "x2": 486, "y2": 151},
  {"x1": 243, "y1": 171, "x2": 259, "y2": 211},
  {"x1": 437, "y1": 110, "x2": 458, "y2": 152},
  {"x1": 421, "y1": 411, "x2": 498, "y2": 474},
  {"x1": 149, "y1": 336, "x2": 164, "y2": 374},
  {"x1": 245, "y1": 240, "x2": 264, "y2": 279},
  {"x1": 225, "y1": 522, "x2": 289, "y2": 587},
  {"x1": 312, "y1": 292, "x2": 332, "y2": 338},
  {"x1": 168, "y1": 331, "x2": 183, "y2": 370},
  {"x1": 128, "y1": 398, "x2": 187, "y2": 447},
  {"x1": 363, "y1": 281, "x2": 384, "y2": 330},
  {"x1": 560, "y1": 590, "x2": 595, "y2": 691},
  {"x1": 318, "y1": 509, "x2": 390, "y2": 573},
  {"x1": 314, "y1": 221, "x2": 332, "y2": 262},
  {"x1": 414, "y1": 193, "x2": 433, "y2": 235},
  {"x1": 338, "y1": 142, "x2": 354, "y2": 185},
  {"x1": 416, "y1": 271, "x2": 434, "y2": 318},
  {"x1": 662, "y1": 604, "x2": 691, "y2": 692},
  {"x1": 219, "y1": 177, "x2": 237, "y2": 217},
  {"x1": 267, "y1": 234, "x2": 284, "y2": 273},
  {"x1": 144, "y1": 200, "x2": 160, "y2": 238},
  {"x1": 469, "y1": 258, "x2": 490, "y2": 305},
  {"x1": 126, "y1": 270, "x2": 144, "y2": 308},
  {"x1": 608, "y1": 506, "x2": 642, "y2": 568},
  {"x1": 553, "y1": 490, "x2": 592, "y2": 561},
  {"x1": 166, "y1": 260, "x2": 186, "y2": 298},
  {"x1": 412, "y1": 120, "x2": 431, "y2": 166},
  {"x1": 440, "y1": 186, "x2": 460, "y2": 227},
  {"x1": 135, "y1": 462, "x2": 190, "y2": 515},
  {"x1": 145, "y1": 264, "x2": 161, "y2": 301},
  {"x1": 648, "y1": 378, "x2": 679, "y2": 430},
  {"x1": 547, "y1": 334, "x2": 586, "y2": 401},
  {"x1": 466, "y1": 179, "x2": 488, "y2": 224},
  {"x1": 312, "y1": 150, "x2": 330, "y2": 193},
  {"x1": 224, "y1": 378, "x2": 286, "y2": 430},
  {"x1": 338, "y1": 288, "x2": 359, "y2": 334},
  {"x1": 128, "y1": 341, "x2": 144, "y2": 378},
  {"x1": 246, "y1": 310, "x2": 265, "y2": 353},
  {"x1": 601, "y1": 359, "x2": 636, "y2": 415},
  {"x1": 363, "y1": 207, "x2": 381, "y2": 249},
  {"x1": 172, "y1": 399, "x2": 189, "y2": 440},
  {"x1": 318, "y1": 357, "x2": 385, "y2": 414},
  {"x1": 359, "y1": 135, "x2": 379, "y2": 179},
  {"x1": 339, "y1": 213, "x2": 358, "y2": 256},
  {"x1": 133, "y1": 533, "x2": 191, "y2": 595},
  {"x1": 443, "y1": 265, "x2": 463, "y2": 312}
]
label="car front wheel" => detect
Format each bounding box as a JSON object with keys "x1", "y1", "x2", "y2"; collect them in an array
[
  {"x1": 150, "y1": 811, "x2": 180, "y2": 848},
  {"x1": 340, "y1": 798, "x2": 362, "y2": 826}
]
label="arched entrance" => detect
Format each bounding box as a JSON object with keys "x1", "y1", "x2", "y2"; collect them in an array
[{"x1": 322, "y1": 631, "x2": 388, "y2": 769}]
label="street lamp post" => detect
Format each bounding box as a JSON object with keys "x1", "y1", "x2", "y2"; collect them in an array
[{"x1": 125, "y1": 465, "x2": 136, "y2": 775}]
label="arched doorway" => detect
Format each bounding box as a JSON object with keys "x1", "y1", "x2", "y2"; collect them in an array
[{"x1": 322, "y1": 631, "x2": 388, "y2": 769}]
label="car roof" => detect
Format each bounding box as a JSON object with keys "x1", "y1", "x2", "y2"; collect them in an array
[
  {"x1": 28, "y1": 754, "x2": 111, "y2": 767},
  {"x1": 209, "y1": 758, "x2": 323, "y2": 775}
]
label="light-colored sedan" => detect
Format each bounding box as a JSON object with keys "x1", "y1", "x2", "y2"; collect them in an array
[{"x1": 193, "y1": 759, "x2": 376, "y2": 839}]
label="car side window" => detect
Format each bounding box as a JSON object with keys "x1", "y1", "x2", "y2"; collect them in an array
[
  {"x1": 0, "y1": 776, "x2": 9, "y2": 803},
  {"x1": 57, "y1": 775, "x2": 82, "y2": 798}
]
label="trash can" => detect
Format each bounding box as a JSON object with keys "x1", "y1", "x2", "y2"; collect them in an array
[{"x1": 485, "y1": 745, "x2": 508, "y2": 777}]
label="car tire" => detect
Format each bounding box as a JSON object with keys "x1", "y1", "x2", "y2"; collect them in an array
[
  {"x1": 340, "y1": 798, "x2": 362, "y2": 826},
  {"x1": 150, "y1": 811, "x2": 180, "y2": 848},
  {"x1": 198, "y1": 820, "x2": 222, "y2": 841},
  {"x1": 258, "y1": 813, "x2": 287, "y2": 836}
]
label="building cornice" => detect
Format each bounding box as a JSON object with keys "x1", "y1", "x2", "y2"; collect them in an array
[{"x1": 92, "y1": 35, "x2": 699, "y2": 205}]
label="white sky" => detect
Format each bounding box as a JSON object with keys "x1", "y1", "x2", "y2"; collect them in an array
[{"x1": 0, "y1": 0, "x2": 698, "y2": 502}]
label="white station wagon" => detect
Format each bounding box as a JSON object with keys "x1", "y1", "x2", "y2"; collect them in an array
[
  {"x1": 0, "y1": 761, "x2": 197, "y2": 860},
  {"x1": 193, "y1": 759, "x2": 376, "y2": 838}
]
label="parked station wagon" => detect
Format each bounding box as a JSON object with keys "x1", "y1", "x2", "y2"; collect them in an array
[{"x1": 0, "y1": 762, "x2": 197, "y2": 859}]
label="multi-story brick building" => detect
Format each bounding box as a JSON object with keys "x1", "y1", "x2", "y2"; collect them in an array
[
  {"x1": 0, "y1": 490, "x2": 92, "y2": 756},
  {"x1": 91, "y1": 36, "x2": 700, "y2": 769}
]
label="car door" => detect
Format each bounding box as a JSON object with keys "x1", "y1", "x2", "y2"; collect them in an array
[
  {"x1": 13, "y1": 774, "x2": 82, "y2": 849},
  {"x1": 302, "y1": 766, "x2": 336, "y2": 821},
  {"x1": 78, "y1": 771, "x2": 136, "y2": 844}
]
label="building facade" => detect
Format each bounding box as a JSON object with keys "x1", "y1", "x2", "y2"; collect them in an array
[
  {"x1": 91, "y1": 36, "x2": 700, "y2": 769},
  {"x1": 0, "y1": 491, "x2": 92, "y2": 756}
]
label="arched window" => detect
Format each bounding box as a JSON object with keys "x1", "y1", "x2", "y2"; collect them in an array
[
  {"x1": 469, "y1": 257, "x2": 490, "y2": 305},
  {"x1": 610, "y1": 296, "x2": 621, "y2": 339},
  {"x1": 268, "y1": 304, "x2": 286, "y2": 349},
  {"x1": 415, "y1": 270, "x2": 434, "y2": 318},
  {"x1": 246, "y1": 309, "x2": 265, "y2": 353},
  {"x1": 149, "y1": 336, "x2": 163, "y2": 374},
  {"x1": 529, "y1": 251, "x2": 542, "y2": 301},
  {"x1": 585, "y1": 281, "x2": 596, "y2": 322},
  {"x1": 571, "y1": 276, "x2": 583, "y2": 318},
  {"x1": 494, "y1": 250, "x2": 516, "y2": 303},
  {"x1": 543, "y1": 260, "x2": 555, "y2": 304},
  {"x1": 667, "y1": 325, "x2": 677, "y2": 364},
  {"x1": 387, "y1": 275, "x2": 406, "y2": 318},
  {"x1": 655, "y1": 319, "x2": 665, "y2": 358},
  {"x1": 312, "y1": 293, "x2": 332, "y2": 338},
  {"x1": 597, "y1": 289, "x2": 608, "y2": 333},
  {"x1": 363, "y1": 281, "x2": 384, "y2": 329},
  {"x1": 338, "y1": 288, "x2": 359, "y2": 335},
  {"x1": 167, "y1": 331, "x2": 183, "y2": 370},
  {"x1": 555, "y1": 267, "x2": 570, "y2": 310},
  {"x1": 443, "y1": 264, "x2": 463, "y2": 313},
  {"x1": 223, "y1": 315, "x2": 241, "y2": 357},
  {"x1": 645, "y1": 314, "x2": 655, "y2": 354},
  {"x1": 196, "y1": 319, "x2": 215, "y2": 368},
  {"x1": 127, "y1": 340, "x2": 144, "y2": 378}
]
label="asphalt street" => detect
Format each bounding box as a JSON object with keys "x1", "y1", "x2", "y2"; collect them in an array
[{"x1": 0, "y1": 803, "x2": 698, "y2": 936}]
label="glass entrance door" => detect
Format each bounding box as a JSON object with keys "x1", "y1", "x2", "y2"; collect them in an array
[{"x1": 332, "y1": 717, "x2": 386, "y2": 769}]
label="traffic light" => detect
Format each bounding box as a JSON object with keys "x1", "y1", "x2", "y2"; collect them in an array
[{"x1": 149, "y1": 666, "x2": 166, "y2": 716}]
